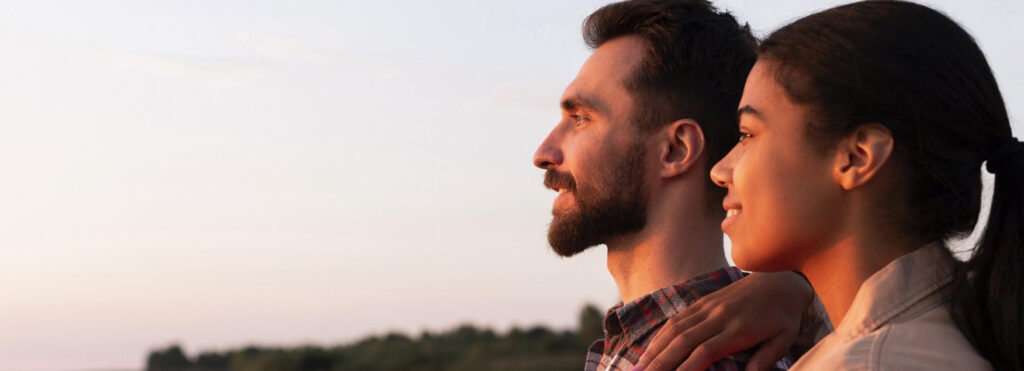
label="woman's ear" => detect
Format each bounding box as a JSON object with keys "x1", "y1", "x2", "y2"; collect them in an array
[
  {"x1": 659, "y1": 119, "x2": 705, "y2": 178},
  {"x1": 833, "y1": 123, "x2": 894, "y2": 190}
]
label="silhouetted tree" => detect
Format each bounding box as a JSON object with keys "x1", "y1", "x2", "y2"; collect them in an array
[
  {"x1": 144, "y1": 304, "x2": 605, "y2": 371},
  {"x1": 578, "y1": 303, "x2": 605, "y2": 345},
  {"x1": 195, "y1": 351, "x2": 229, "y2": 371},
  {"x1": 147, "y1": 344, "x2": 192, "y2": 371}
]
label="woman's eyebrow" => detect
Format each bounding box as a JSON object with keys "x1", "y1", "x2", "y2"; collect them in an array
[{"x1": 737, "y1": 105, "x2": 764, "y2": 121}]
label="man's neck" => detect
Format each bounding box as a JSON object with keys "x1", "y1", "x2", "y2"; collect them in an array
[{"x1": 605, "y1": 211, "x2": 728, "y2": 304}]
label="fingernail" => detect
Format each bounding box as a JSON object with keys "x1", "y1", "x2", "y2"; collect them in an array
[{"x1": 630, "y1": 365, "x2": 645, "y2": 371}]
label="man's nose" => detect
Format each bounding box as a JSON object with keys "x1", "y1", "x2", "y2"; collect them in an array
[{"x1": 533, "y1": 134, "x2": 564, "y2": 170}]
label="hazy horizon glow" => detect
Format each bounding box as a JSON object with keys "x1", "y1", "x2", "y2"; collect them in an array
[{"x1": 0, "y1": 1, "x2": 1020, "y2": 369}]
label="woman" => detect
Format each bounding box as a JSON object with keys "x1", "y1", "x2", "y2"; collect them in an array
[{"x1": 636, "y1": 1, "x2": 1021, "y2": 370}]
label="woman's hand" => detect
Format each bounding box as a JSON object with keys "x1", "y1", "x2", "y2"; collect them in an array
[{"x1": 634, "y1": 271, "x2": 816, "y2": 371}]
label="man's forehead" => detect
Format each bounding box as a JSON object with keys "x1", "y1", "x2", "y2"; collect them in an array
[
  {"x1": 587, "y1": 36, "x2": 646, "y2": 71},
  {"x1": 563, "y1": 37, "x2": 643, "y2": 108},
  {"x1": 572, "y1": 43, "x2": 641, "y2": 88}
]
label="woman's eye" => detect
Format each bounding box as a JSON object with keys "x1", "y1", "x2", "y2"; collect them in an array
[{"x1": 738, "y1": 132, "x2": 753, "y2": 143}]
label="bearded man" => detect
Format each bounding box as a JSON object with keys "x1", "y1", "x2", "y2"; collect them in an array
[{"x1": 533, "y1": 1, "x2": 828, "y2": 370}]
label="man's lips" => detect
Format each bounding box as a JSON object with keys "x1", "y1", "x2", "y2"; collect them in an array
[
  {"x1": 548, "y1": 185, "x2": 571, "y2": 194},
  {"x1": 543, "y1": 170, "x2": 576, "y2": 194}
]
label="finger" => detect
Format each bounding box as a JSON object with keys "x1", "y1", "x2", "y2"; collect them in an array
[
  {"x1": 636, "y1": 311, "x2": 706, "y2": 369},
  {"x1": 744, "y1": 329, "x2": 793, "y2": 371},
  {"x1": 641, "y1": 320, "x2": 721, "y2": 371},
  {"x1": 676, "y1": 332, "x2": 738, "y2": 371}
]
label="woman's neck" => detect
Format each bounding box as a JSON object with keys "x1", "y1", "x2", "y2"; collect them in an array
[{"x1": 799, "y1": 232, "x2": 917, "y2": 328}]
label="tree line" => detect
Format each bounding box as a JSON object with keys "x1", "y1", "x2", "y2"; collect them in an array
[{"x1": 146, "y1": 304, "x2": 605, "y2": 371}]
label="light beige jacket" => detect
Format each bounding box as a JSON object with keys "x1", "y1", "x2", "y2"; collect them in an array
[{"x1": 790, "y1": 244, "x2": 992, "y2": 370}]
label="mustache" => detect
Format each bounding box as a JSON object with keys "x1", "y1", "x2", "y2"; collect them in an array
[{"x1": 544, "y1": 170, "x2": 576, "y2": 192}]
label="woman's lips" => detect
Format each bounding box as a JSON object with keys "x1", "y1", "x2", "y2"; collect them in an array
[{"x1": 722, "y1": 207, "x2": 741, "y2": 231}]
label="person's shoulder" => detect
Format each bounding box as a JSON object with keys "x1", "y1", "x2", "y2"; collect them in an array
[
  {"x1": 790, "y1": 333, "x2": 872, "y2": 371},
  {"x1": 710, "y1": 349, "x2": 794, "y2": 371},
  {"x1": 793, "y1": 306, "x2": 992, "y2": 371},
  {"x1": 869, "y1": 306, "x2": 992, "y2": 370}
]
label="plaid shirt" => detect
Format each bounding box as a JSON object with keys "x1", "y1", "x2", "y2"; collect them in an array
[{"x1": 584, "y1": 267, "x2": 793, "y2": 371}]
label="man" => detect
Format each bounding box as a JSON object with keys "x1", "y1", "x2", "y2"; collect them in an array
[{"x1": 533, "y1": 1, "x2": 827, "y2": 370}]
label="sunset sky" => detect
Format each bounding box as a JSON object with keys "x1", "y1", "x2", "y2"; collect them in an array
[{"x1": 0, "y1": 1, "x2": 1020, "y2": 369}]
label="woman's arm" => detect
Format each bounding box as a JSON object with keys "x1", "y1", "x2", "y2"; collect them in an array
[{"x1": 635, "y1": 271, "x2": 828, "y2": 371}]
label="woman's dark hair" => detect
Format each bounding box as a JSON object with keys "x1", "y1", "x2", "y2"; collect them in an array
[{"x1": 759, "y1": 1, "x2": 1022, "y2": 368}]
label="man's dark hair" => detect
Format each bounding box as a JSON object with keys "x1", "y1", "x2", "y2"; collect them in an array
[{"x1": 583, "y1": 0, "x2": 756, "y2": 216}]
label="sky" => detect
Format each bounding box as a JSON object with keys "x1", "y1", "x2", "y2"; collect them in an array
[{"x1": 0, "y1": 1, "x2": 1021, "y2": 370}]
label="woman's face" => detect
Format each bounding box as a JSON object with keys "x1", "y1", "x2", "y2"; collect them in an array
[{"x1": 710, "y1": 60, "x2": 844, "y2": 272}]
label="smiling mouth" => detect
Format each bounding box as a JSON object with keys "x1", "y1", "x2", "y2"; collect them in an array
[
  {"x1": 544, "y1": 170, "x2": 576, "y2": 196},
  {"x1": 726, "y1": 209, "x2": 741, "y2": 217}
]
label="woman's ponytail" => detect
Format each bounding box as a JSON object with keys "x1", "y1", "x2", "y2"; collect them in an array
[{"x1": 951, "y1": 137, "x2": 1024, "y2": 370}]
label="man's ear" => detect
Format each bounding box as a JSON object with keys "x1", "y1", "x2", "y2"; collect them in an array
[
  {"x1": 833, "y1": 123, "x2": 894, "y2": 190},
  {"x1": 659, "y1": 119, "x2": 705, "y2": 178}
]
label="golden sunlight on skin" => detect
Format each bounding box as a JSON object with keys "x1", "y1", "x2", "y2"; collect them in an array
[
  {"x1": 533, "y1": 36, "x2": 727, "y2": 303},
  {"x1": 534, "y1": 36, "x2": 642, "y2": 220},
  {"x1": 710, "y1": 60, "x2": 840, "y2": 274},
  {"x1": 711, "y1": 60, "x2": 918, "y2": 326}
]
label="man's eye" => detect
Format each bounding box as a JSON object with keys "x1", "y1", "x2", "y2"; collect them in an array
[{"x1": 570, "y1": 114, "x2": 587, "y2": 125}]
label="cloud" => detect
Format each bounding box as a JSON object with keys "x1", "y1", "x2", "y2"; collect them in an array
[
  {"x1": 463, "y1": 81, "x2": 562, "y2": 117},
  {"x1": 91, "y1": 49, "x2": 270, "y2": 86},
  {"x1": 234, "y1": 32, "x2": 344, "y2": 67},
  {"x1": 232, "y1": 32, "x2": 407, "y2": 84},
  {"x1": 376, "y1": 66, "x2": 405, "y2": 83}
]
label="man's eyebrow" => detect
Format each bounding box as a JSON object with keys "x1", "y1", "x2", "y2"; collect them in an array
[
  {"x1": 737, "y1": 105, "x2": 764, "y2": 121},
  {"x1": 561, "y1": 95, "x2": 606, "y2": 113}
]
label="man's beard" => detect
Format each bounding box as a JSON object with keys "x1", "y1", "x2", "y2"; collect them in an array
[{"x1": 544, "y1": 141, "x2": 648, "y2": 257}]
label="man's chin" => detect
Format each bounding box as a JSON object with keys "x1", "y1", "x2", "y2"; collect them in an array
[
  {"x1": 549, "y1": 241, "x2": 593, "y2": 257},
  {"x1": 549, "y1": 241, "x2": 594, "y2": 257},
  {"x1": 547, "y1": 218, "x2": 600, "y2": 257}
]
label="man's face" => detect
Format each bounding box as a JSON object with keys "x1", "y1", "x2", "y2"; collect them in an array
[{"x1": 533, "y1": 36, "x2": 651, "y2": 257}]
